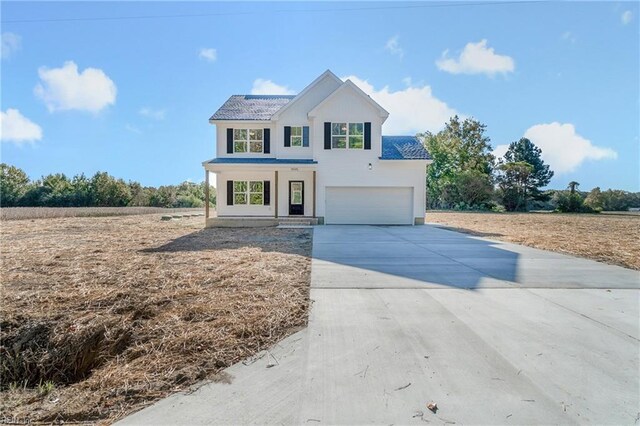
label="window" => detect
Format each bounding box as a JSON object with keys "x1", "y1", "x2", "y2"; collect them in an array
[
  {"x1": 233, "y1": 181, "x2": 263, "y2": 205},
  {"x1": 233, "y1": 129, "x2": 263, "y2": 153},
  {"x1": 331, "y1": 122, "x2": 363, "y2": 149},
  {"x1": 291, "y1": 126, "x2": 303, "y2": 147}
]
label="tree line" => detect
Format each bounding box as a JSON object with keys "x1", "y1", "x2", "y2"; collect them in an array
[
  {"x1": 420, "y1": 116, "x2": 640, "y2": 212},
  {"x1": 0, "y1": 164, "x2": 216, "y2": 208}
]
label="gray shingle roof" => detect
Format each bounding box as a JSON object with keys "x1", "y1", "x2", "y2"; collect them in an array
[
  {"x1": 381, "y1": 136, "x2": 431, "y2": 160},
  {"x1": 210, "y1": 95, "x2": 296, "y2": 121}
]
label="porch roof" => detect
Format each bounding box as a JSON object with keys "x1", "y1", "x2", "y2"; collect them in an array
[{"x1": 204, "y1": 158, "x2": 317, "y2": 165}]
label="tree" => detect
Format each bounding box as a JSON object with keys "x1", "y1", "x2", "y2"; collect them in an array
[
  {"x1": 420, "y1": 116, "x2": 495, "y2": 209},
  {"x1": 90, "y1": 172, "x2": 132, "y2": 206},
  {"x1": 502, "y1": 138, "x2": 553, "y2": 201},
  {"x1": 584, "y1": 187, "x2": 604, "y2": 211},
  {"x1": 0, "y1": 163, "x2": 31, "y2": 206},
  {"x1": 567, "y1": 181, "x2": 579, "y2": 194},
  {"x1": 496, "y1": 161, "x2": 534, "y2": 211}
]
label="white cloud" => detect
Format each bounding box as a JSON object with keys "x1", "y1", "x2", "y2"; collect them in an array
[
  {"x1": 621, "y1": 10, "x2": 633, "y2": 25},
  {"x1": 436, "y1": 39, "x2": 515, "y2": 76},
  {"x1": 343, "y1": 75, "x2": 459, "y2": 134},
  {"x1": 125, "y1": 124, "x2": 142, "y2": 134},
  {"x1": 250, "y1": 78, "x2": 295, "y2": 95},
  {"x1": 1, "y1": 32, "x2": 21, "y2": 59},
  {"x1": 1, "y1": 109, "x2": 43, "y2": 145},
  {"x1": 139, "y1": 107, "x2": 166, "y2": 120},
  {"x1": 199, "y1": 48, "x2": 217, "y2": 62},
  {"x1": 561, "y1": 31, "x2": 577, "y2": 43},
  {"x1": 34, "y1": 61, "x2": 116, "y2": 113},
  {"x1": 385, "y1": 35, "x2": 404, "y2": 58},
  {"x1": 495, "y1": 122, "x2": 617, "y2": 174}
]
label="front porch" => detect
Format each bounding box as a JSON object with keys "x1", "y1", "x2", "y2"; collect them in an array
[{"x1": 202, "y1": 158, "x2": 319, "y2": 228}]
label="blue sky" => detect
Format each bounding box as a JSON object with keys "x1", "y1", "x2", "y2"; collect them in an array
[{"x1": 1, "y1": 1, "x2": 638, "y2": 190}]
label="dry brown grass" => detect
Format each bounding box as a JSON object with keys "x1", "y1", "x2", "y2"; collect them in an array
[
  {"x1": 427, "y1": 211, "x2": 640, "y2": 270},
  {"x1": 0, "y1": 214, "x2": 312, "y2": 423},
  {"x1": 1, "y1": 207, "x2": 204, "y2": 220}
]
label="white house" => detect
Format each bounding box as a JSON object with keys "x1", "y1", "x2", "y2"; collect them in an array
[{"x1": 202, "y1": 70, "x2": 431, "y2": 226}]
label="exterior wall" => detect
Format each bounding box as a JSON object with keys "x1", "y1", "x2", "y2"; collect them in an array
[
  {"x1": 215, "y1": 121, "x2": 276, "y2": 159},
  {"x1": 216, "y1": 170, "x2": 275, "y2": 217},
  {"x1": 315, "y1": 161, "x2": 427, "y2": 220},
  {"x1": 272, "y1": 75, "x2": 341, "y2": 159},
  {"x1": 276, "y1": 170, "x2": 315, "y2": 217}
]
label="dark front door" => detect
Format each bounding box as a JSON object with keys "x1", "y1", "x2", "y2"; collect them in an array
[{"x1": 289, "y1": 181, "x2": 304, "y2": 215}]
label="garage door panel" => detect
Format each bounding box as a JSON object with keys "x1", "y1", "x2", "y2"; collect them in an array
[{"x1": 325, "y1": 187, "x2": 413, "y2": 225}]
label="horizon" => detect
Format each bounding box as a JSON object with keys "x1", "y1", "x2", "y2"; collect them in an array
[{"x1": 1, "y1": 1, "x2": 639, "y2": 191}]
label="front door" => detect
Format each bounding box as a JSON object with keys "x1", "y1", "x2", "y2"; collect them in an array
[{"x1": 289, "y1": 181, "x2": 304, "y2": 215}]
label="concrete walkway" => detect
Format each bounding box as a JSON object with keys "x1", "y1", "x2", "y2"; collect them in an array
[{"x1": 119, "y1": 225, "x2": 639, "y2": 425}]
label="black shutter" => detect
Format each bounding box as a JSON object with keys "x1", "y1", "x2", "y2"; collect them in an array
[
  {"x1": 364, "y1": 122, "x2": 371, "y2": 150},
  {"x1": 284, "y1": 126, "x2": 291, "y2": 147},
  {"x1": 324, "y1": 122, "x2": 331, "y2": 149},
  {"x1": 264, "y1": 129, "x2": 270, "y2": 153},
  {"x1": 303, "y1": 126, "x2": 309, "y2": 147},
  {"x1": 264, "y1": 181, "x2": 270, "y2": 206},
  {"x1": 226, "y1": 181, "x2": 234, "y2": 205},
  {"x1": 227, "y1": 128, "x2": 233, "y2": 153}
]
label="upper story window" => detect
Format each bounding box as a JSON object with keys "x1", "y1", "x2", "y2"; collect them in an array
[
  {"x1": 291, "y1": 127, "x2": 303, "y2": 147},
  {"x1": 234, "y1": 129, "x2": 263, "y2": 153},
  {"x1": 331, "y1": 122, "x2": 364, "y2": 149}
]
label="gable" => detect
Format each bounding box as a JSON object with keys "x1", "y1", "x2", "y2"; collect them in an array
[
  {"x1": 308, "y1": 81, "x2": 389, "y2": 122},
  {"x1": 272, "y1": 70, "x2": 342, "y2": 122}
]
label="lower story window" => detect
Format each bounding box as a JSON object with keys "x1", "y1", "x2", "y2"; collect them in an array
[{"x1": 233, "y1": 181, "x2": 263, "y2": 205}]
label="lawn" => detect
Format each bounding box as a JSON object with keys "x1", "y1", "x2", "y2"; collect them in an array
[
  {"x1": 0, "y1": 214, "x2": 312, "y2": 423},
  {"x1": 427, "y1": 211, "x2": 640, "y2": 270}
]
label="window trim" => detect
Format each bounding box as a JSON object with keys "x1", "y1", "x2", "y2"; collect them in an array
[
  {"x1": 331, "y1": 122, "x2": 364, "y2": 149},
  {"x1": 233, "y1": 129, "x2": 264, "y2": 154},
  {"x1": 232, "y1": 180, "x2": 264, "y2": 205},
  {"x1": 290, "y1": 126, "x2": 303, "y2": 147}
]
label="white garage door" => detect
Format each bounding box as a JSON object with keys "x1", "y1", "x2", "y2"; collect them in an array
[{"x1": 325, "y1": 187, "x2": 413, "y2": 225}]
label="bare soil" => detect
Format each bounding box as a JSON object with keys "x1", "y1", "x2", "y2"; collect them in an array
[
  {"x1": 427, "y1": 211, "x2": 640, "y2": 270},
  {"x1": 0, "y1": 214, "x2": 312, "y2": 423}
]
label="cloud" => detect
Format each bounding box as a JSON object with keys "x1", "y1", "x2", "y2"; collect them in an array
[
  {"x1": 34, "y1": 61, "x2": 117, "y2": 113},
  {"x1": 385, "y1": 35, "x2": 404, "y2": 58},
  {"x1": 199, "y1": 48, "x2": 217, "y2": 62},
  {"x1": 561, "y1": 31, "x2": 577, "y2": 43},
  {"x1": 1, "y1": 32, "x2": 21, "y2": 59},
  {"x1": 250, "y1": 78, "x2": 295, "y2": 95},
  {"x1": 343, "y1": 75, "x2": 459, "y2": 134},
  {"x1": 1, "y1": 109, "x2": 43, "y2": 144},
  {"x1": 139, "y1": 107, "x2": 166, "y2": 120},
  {"x1": 495, "y1": 122, "x2": 617, "y2": 174},
  {"x1": 621, "y1": 10, "x2": 633, "y2": 25},
  {"x1": 125, "y1": 124, "x2": 142, "y2": 134},
  {"x1": 436, "y1": 39, "x2": 515, "y2": 76}
]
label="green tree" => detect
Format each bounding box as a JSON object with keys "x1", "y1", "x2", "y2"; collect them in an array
[
  {"x1": 41, "y1": 173, "x2": 75, "y2": 206},
  {"x1": 584, "y1": 187, "x2": 604, "y2": 211},
  {"x1": 419, "y1": 116, "x2": 495, "y2": 209},
  {"x1": 567, "y1": 181, "x2": 580, "y2": 194},
  {"x1": 0, "y1": 163, "x2": 31, "y2": 206},
  {"x1": 90, "y1": 172, "x2": 132, "y2": 206},
  {"x1": 496, "y1": 161, "x2": 534, "y2": 211},
  {"x1": 502, "y1": 138, "x2": 553, "y2": 202}
]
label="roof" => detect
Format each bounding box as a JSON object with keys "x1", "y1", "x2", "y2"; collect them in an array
[
  {"x1": 210, "y1": 95, "x2": 296, "y2": 121},
  {"x1": 380, "y1": 136, "x2": 431, "y2": 160},
  {"x1": 205, "y1": 158, "x2": 317, "y2": 165}
]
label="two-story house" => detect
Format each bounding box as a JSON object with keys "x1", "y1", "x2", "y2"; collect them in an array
[{"x1": 202, "y1": 70, "x2": 431, "y2": 226}]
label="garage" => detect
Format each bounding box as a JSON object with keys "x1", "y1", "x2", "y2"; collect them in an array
[{"x1": 325, "y1": 187, "x2": 413, "y2": 225}]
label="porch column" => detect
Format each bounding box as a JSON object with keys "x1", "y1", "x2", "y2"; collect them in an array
[
  {"x1": 312, "y1": 170, "x2": 316, "y2": 218},
  {"x1": 204, "y1": 169, "x2": 210, "y2": 219},
  {"x1": 274, "y1": 171, "x2": 279, "y2": 218}
]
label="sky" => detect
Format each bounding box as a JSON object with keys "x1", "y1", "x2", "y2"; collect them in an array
[{"x1": 1, "y1": 1, "x2": 639, "y2": 191}]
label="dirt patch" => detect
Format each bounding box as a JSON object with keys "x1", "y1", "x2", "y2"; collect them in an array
[
  {"x1": 427, "y1": 211, "x2": 640, "y2": 270},
  {"x1": 0, "y1": 214, "x2": 312, "y2": 423}
]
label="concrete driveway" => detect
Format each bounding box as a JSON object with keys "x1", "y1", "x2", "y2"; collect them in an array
[{"x1": 120, "y1": 225, "x2": 639, "y2": 425}]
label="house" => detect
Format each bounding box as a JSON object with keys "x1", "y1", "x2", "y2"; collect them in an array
[{"x1": 202, "y1": 70, "x2": 431, "y2": 226}]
